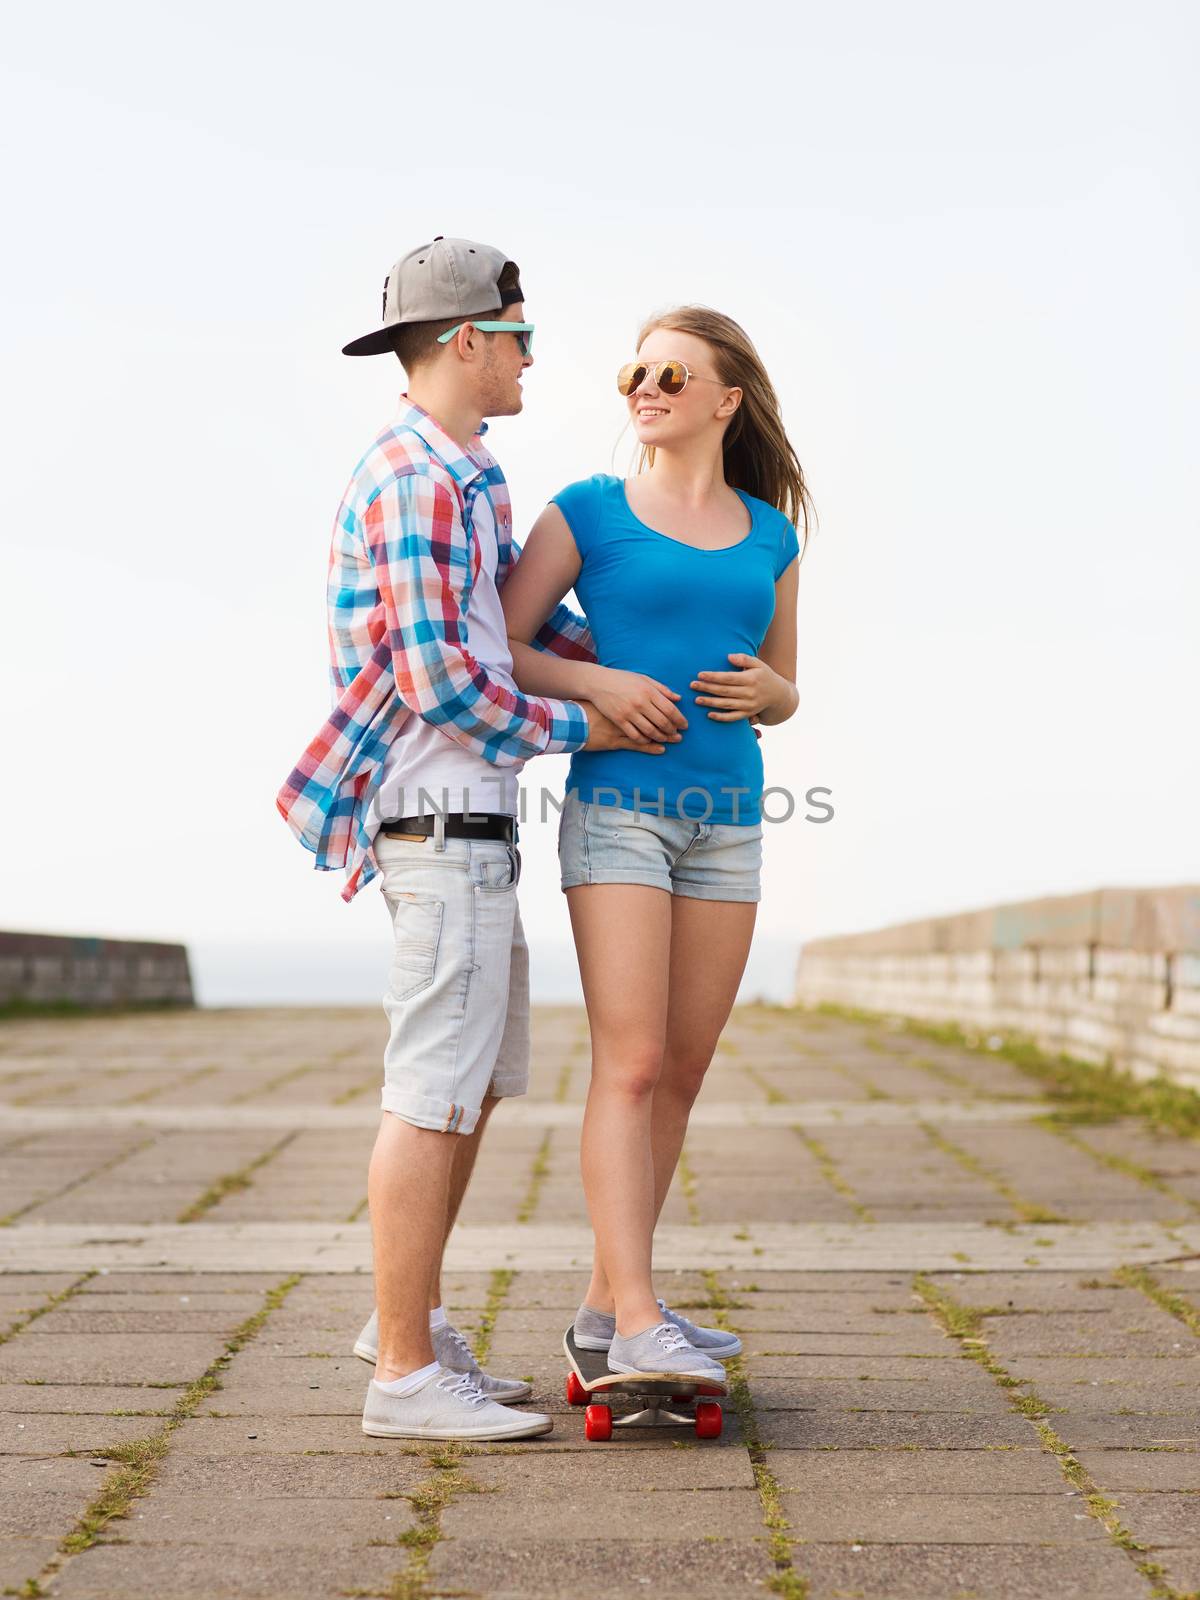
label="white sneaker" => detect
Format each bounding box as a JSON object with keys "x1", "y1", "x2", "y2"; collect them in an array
[
  {"x1": 353, "y1": 1308, "x2": 533, "y2": 1404},
  {"x1": 362, "y1": 1366, "x2": 552, "y2": 1441}
]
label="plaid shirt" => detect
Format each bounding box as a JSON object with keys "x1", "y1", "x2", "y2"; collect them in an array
[{"x1": 277, "y1": 399, "x2": 596, "y2": 902}]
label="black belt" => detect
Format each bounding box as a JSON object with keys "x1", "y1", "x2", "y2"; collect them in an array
[{"x1": 379, "y1": 812, "x2": 518, "y2": 843}]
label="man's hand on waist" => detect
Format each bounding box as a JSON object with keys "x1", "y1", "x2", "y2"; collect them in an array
[{"x1": 579, "y1": 703, "x2": 678, "y2": 754}]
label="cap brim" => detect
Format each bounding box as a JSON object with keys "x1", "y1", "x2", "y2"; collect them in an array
[{"x1": 341, "y1": 326, "x2": 402, "y2": 357}]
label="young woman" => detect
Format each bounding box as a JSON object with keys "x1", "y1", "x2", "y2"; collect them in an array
[{"x1": 501, "y1": 306, "x2": 812, "y2": 1379}]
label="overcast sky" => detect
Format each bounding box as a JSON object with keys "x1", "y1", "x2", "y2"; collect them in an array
[{"x1": 2, "y1": 1, "x2": 1196, "y2": 1004}]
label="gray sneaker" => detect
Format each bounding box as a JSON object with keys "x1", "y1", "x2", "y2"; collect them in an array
[
  {"x1": 353, "y1": 1309, "x2": 533, "y2": 1404},
  {"x1": 606, "y1": 1321, "x2": 726, "y2": 1383},
  {"x1": 572, "y1": 1302, "x2": 620, "y2": 1352},
  {"x1": 657, "y1": 1298, "x2": 743, "y2": 1359},
  {"x1": 574, "y1": 1299, "x2": 742, "y2": 1360},
  {"x1": 362, "y1": 1366, "x2": 552, "y2": 1441}
]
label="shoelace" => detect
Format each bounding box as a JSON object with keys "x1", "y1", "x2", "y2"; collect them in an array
[
  {"x1": 435, "y1": 1370, "x2": 488, "y2": 1408},
  {"x1": 651, "y1": 1322, "x2": 691, "y2": 1355}
]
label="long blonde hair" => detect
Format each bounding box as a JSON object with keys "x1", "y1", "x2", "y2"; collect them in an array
[{"x1": 633, "y1": 305, "x2": 815, "y2": 553}]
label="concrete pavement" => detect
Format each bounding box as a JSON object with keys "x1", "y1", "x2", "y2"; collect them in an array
[{"x1": 2, "y1": 1003, "x2": 1199, "y2": 1599}]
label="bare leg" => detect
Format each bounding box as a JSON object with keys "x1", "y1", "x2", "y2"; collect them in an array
[
  {"x1": 429, "y1": 1094, "x2": 499, "y2": 1311},
  {"x1": 368, "y1": 1113, "x2": 457, "y2": 1382},
  {"x1": 566, "y1": 883, "x2": 673, "y2": 1338},
  {"x1": 583, "y1": 896, "x2": 757, "y2": 1314}
]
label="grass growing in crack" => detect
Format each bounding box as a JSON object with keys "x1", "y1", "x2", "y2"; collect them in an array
[
  {"x1": 176, "y1": 1131, "x2": 299, "y2": 1223},
  {"x1": 792, "y1": 1127, "x2": 874, "y2": 1221},
  {"x1": 912, "y1": 1274, "x2": 1187, "y2": 1596},
  {"x1": 677, "y1": 1146, "x2": 701, "y2": 1225},
  {"x1": 700, "y1": 1269, "x2": 809, "y2": 1599},
  {"x1": 61, "y1": 1434, "x2": 172, "y2": 1554},
  {"x1": 0, "y1": 1137, "x2": 156, "y2": 1227},
  {"x1": 470, "y1": 1268, "x2": 514, "y2": 1369},
  {"x1": 229, "y1": 1062, "x2": 318, "y2": 1105},
  {"x1": 917, "y1": 1121, "x2": 1066, "y2": 1224},
  {"x1": 815, "y1": 1005, "x2": 1200, "y2": 1142},
  {"x1": 743, "y1": 1062, "x2": 788, "y2": 1105},
  {"x1": 331, "y1": 1077, "x2": 380, "y2": 1107},
  {"x1": 43, "y1": 1273, "x2": 302, "y2": 1579},
  {"x1": 120, "y1": 1064, "x2": 217, "y2": 1107},
  {"x1": 357, "y1": 1443, "x2": 488, "y2": 1599},
  {"x1": 554, "y1": 1058, "x2": 573, "y2": 1103},
  {"x1": 1115, "y1": 1265, "x2": 1200, "y2": 1339},
  {"x1": 515, "y1": 1130, "x2": 552, "y2": 1224},
  {"x1": 909, "y1": 1054, "x2": 977, "y2": 1094},
  {"x1": 1035, "y1": 1119, "x2": 1200, "y2": 1217},
  {"x1": 0, "y1": 1270, "x2": 97, "y2": 1346}
]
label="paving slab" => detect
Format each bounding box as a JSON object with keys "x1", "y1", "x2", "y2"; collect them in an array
[
  {"x1": 1, "y1": 1413, "x2": 161, "y2": 1455},
  {"x1": 983, "y1": 1307, "x2": 1197, "y2": 1357},
  {"x1": 783, "y1": 1489, "x2": 1109, "y2": 1543},
  {"x1": 46, "y1": 1541, "x2": 406, "y2": 1599},
  {"x1": 749, "y1": 1375, "x2": 1014, "y2": 1410},
  {"x1": 792, "y1": 1542, "x2": 1148, "y2": 1598},
  {"x1": 426, "y1": 1536, "x2": 775, "y2": 1598},
  {"x1": 1074, "y1": 1448, "x2": 1200, "y2": 1489},
  {"x1": 0, "y1": 1332, "x2": 225, "y2": 1386},
  {"x1": 116, "y1": 1493, "x2": 416, "y2": 1546},
  {"x1": 757, "y1": 1410, "x2": 1038, "y2": 1449},
  {"x1": 0, "y1": 1538, "x2": 62, "y2": 1593},
  {"x1": 1105, "y1": 1491, "x2": 1200, "y2": 1544},
  {"x1": 441, "y1": 1486, "x2": 763, "y2": 1542},
  {"x1": 1152, "y1": 1548, "x2": 1200, "y2": 1589},
  {"x1": 768, "y1": 1446, "x2": 1065, "y2": 1493},
  {"x1": 462, "y1": 1448, "x2": 758, "y2": 1493},
  {"x1": 1049, "y1": 1413, "x2": 1200, "y2": 1448},
  {"x1": 0, "y1": 1383, "x2": 183, "y2": 1414}
]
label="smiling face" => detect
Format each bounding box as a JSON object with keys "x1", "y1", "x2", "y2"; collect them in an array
[
  {"x1": 626, "y1": 326, "x2": 740, "y2": 449},
  {"x1": 477, "y1": 302, "x2": 534, "y2": 419}
]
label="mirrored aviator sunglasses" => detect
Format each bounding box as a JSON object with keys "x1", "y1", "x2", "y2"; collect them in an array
[{"x1": 616, "y1": 359, "x2": 689, "y2": 397}]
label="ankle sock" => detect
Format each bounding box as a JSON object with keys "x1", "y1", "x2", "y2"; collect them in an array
[
  {"x1": 374, "y1": 1360, "x2": 439, "y2": 1397},
  {"x1": 429, "y1": 1306, "x2": 449, "y2": 1331}
]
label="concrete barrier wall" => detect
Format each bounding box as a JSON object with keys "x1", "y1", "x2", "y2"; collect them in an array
[
  {"x1": 0, "y1": 931, "x2": 194, "y2": 1009},
  {"x1": 794, "y1": 886, "x2": 1200, "y2": 1089}
]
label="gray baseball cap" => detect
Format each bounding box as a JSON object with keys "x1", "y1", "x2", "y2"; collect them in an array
[{"x1": 342, "y1": 236, "x2": 524, "y2": 357}]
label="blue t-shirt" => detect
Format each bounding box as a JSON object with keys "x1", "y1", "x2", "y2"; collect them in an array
[{"x1": 550, "y1": 474, "x2": 799, "y2": 826}]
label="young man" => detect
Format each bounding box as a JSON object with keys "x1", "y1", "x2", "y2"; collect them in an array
[{"x1": 277, "y1": 237, "x2": 681, "y2": 1441}]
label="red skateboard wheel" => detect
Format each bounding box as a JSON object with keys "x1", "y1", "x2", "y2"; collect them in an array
[
  {"x1": 566, "y1": 1371, "x2": 588, "y2": 1406},
  {"x1": 694, "y1": 1401, "x2": 723, "y2": 1439},
  {"x1": 585, "y1": 1403, "x2": 614, "y2": 1442}
]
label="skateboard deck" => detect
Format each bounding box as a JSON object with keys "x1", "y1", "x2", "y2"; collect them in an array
[{"x1": 563, "y1": 1325, "x2": 726, "y2": 1440}]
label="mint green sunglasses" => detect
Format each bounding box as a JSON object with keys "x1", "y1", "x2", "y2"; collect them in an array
[{"x1": 436, "y1": 320, "x2": 534, "y2": 357}]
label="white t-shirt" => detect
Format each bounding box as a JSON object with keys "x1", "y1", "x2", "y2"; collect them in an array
[{"x1": 367, "y1": 484, "x2": 521, "y2": 830}]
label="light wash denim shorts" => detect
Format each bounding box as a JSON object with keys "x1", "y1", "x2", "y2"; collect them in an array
[
  {"x1": 373, "y1": 826, "x2": 529, "y2": 1136},
  {"x1": 558, "y1": 790, "x2": 762, "y2": 902}
]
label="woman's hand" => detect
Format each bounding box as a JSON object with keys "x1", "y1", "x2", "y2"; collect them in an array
[
  {"x1": 584, "y1": 666, "x2": 688, "y2": 743},
  {"x1": 690, "y1": 653, "x2": 798, "y2": 723}
]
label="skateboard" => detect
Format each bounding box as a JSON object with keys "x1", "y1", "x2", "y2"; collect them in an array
[{"x1": 563, "y1": 1325, "x2": 726, "y2": 1442}]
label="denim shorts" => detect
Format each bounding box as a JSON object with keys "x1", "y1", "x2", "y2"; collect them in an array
[
  {"x1": 558, "y1": 790, "x2": 762, "y2": 902},
  {"x1": 373, "y1": 826, "x2": 529, "y2": 1136}
]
